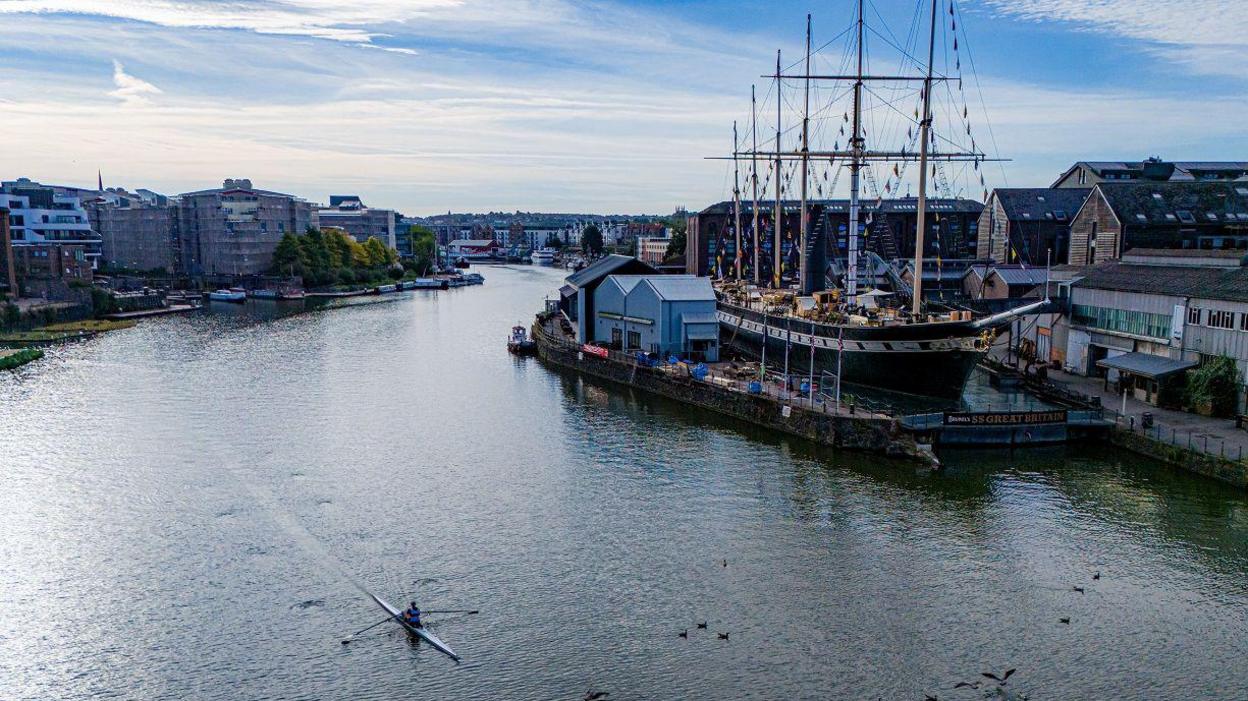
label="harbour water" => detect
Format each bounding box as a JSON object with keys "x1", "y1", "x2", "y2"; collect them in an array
[{"x1": 2, "y1": 265, "x2": 1247, "y2": 700}]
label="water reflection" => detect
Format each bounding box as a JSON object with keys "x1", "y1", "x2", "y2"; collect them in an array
[{"x1": 1, "y1": 266, "x2": 1246, "y2": 700}]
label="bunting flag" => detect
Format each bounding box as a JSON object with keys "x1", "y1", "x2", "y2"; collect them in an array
[
  {"x1": 950, "y1": 2, "x2": 955, "y2": 15},
  {"x1": 953, "y1": 38, "x2": 958, "y2": 50},
  {"x1": 963, "y1": 106, "x2": 968, "y2": 119}
]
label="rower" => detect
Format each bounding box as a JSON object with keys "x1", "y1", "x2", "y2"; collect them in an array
[{"x1": 404, "y1": 602, "x2": 422, "y2": 628}]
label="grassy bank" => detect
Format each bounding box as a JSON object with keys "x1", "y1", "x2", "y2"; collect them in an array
[
  {"x1": 0, "y1": 348, "x2": 44, "y2": 371},
  {"x1": 0, "y1": 319, "x2": 137, "y2": 345}
]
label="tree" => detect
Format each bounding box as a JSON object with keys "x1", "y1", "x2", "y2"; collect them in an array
[
  {"x1": 544, "y1": 233, "x2": 565, "y2": 250},
  {"x1": 664, "y1": 216, "x2": 688, "y2": 260},
  {"x1": 665, "y1": 229, "x2": 687, "y2": 260},
  {"x1": 1186, "y1": 355, "x2": 1240, "y2": 417},
  {"x1": 582, "y1": 224, "x2": 604, "y2": 256},
  {"x1": 363, "y1": 237, "x2": 391, "y2": 268},
  {"x1": 271, "y1": 232, "x2": 307, "y2": 275},
  {"x1": 407, "y1": 225, "x2": 438, "y2": 274}
]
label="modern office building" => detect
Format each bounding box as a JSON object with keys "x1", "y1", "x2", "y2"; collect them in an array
[{"x1": 0, "y1": 178, "x2": 103, "y2": 268}]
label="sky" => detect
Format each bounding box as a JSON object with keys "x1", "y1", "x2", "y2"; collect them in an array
[{"x1": 0, "y1": 0, "x2": 1245, "y2": 215}]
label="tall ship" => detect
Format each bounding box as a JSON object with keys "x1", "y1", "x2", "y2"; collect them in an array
[{"x1": 702, "y1": 0, "x2": 1045, "y2": 399}]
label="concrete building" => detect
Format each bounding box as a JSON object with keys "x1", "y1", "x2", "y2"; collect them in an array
[
  {"x1": 1, "y1": 179, "x2": 102, "y2": 268},
  {"x1": 976, "y1": 188, "x2": 1091, "y2": 264},
  {"x1": 86, "y1": 189, "x2": 178, "y2": 273},
  {"x1": 178, "y1": 179, "x2": 315, "y2": 276},
  {"x1": 1053, "y1": 159, "x2": 1248, "y2": 189},
  {"x1": 317, "y1": 196, "x2": 396, "y2": 250},
  {"x1": 1065, "y1": 249, "x2": 1248, "y2": 410},
  {"x1": 1068, "y1": 182, "x2": 1248, "y2": 266},
  {"x1": 591, "y1": 275, "x2": 719, "y2": 361}
]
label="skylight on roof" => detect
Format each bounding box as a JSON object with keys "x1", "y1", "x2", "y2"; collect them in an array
[
  {"x1": 1176, "y1": 210, "x2": 1196, "y2": 223},
  {"x1": 1207, "y1": 212, "x2": 1220, "y2": 220},
  {"x1": 1055, "y1": 210, "x2": 1068, "y2": 220},
  {"x1": 1136, "y1": 213, "x2": 1148, "y2": 222},
  {"x1": 1152, "y1": 192, "x2": 1163, "y2": 199},
  {"x1": 1165, "y1": 213, "x2": 1178, "y2": 221},
  {"x1": 1236, "y1": 187, "x2": 1248, "y2": 196}
]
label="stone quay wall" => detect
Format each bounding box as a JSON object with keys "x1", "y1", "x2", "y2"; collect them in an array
[{"x1": 533, "y1": 323, "x2": 934, "y2": 465}]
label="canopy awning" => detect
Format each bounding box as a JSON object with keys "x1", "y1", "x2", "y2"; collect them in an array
[{"x1": 1096, "y1": 352, "x2": 1196, "y2": 379}]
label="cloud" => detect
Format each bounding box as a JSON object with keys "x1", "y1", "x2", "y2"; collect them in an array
[
  {"x1": 979, "y1": 0, "x2": 1248, "y2": 76},
  {"x1": 108, "y1": 59, "x2": 162, "y2": 105},
  {"x1": 0, "y1": 0, "x2": 460, "y2": 42}
]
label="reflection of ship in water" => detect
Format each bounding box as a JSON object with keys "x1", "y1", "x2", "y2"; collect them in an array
[{"x1": 693, "y1": 0, "x2": 1046, "y2": 399}]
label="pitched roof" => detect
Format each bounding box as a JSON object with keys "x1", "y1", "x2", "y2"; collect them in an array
[
  {"x1": 989, "y1": 265, "x2": 1050, "y2": 287},
  {"x1": 565, "y1": 254, "x2": 656, "y2": 288},
  {"x1": 1095, "y1": 182, "x2": 1248, "y2": 225},
  {"x1": 1073, "y1": 261, "x2": 1248, "y2": 303},
  {"x1": 608, "y1": 275, "x2": 715, "y2": 302},
  {"x1": 992, "y1": 188, "x2": 1090, "y2": 222}
]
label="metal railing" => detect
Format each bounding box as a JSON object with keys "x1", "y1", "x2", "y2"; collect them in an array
[{"x1": 1103, "y1": 406, "x2": 1247, "y2": 463}]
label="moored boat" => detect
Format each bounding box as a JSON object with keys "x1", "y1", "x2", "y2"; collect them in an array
[
  {"x1": 530, "y1": 248, "x2": 556, "y2": 265},
  {"x1": 207, "y1": 288, "x2": 246, "y2": 303},
  {"x1": 507, "y1": 325, "x2": 537, "y2": 355}
]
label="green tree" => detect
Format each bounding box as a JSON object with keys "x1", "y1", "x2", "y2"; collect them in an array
[
  {"x1": 363, "y1": 237, "x2": 391, "y2": 268},
  {"x1": 407, "y1": 226, "x2": 438, "y2": 274},
  {"x1": 271, "y1": 232, "x2": 307, "y2": 275},
  {"x1": 1186, "y1": 355, "x2": 1240, "y2": 417},
  {"x1": 582, "y1": 224, "x2": 604, "y2": 256},
  {"x1": 665, "y1": 218, "x2": 688, "y2": 260},
  {"x1": 544, "y1": 233, "x2": 565, "y2": 250}
]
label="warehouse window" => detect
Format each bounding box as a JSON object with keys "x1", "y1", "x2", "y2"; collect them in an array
[
  {"x1": 1209, "y1": 310, "x2": 1235, "y2": 329},
  {"x1": 1188, "y1": 306, "x2": 1203, "y2": 325}
]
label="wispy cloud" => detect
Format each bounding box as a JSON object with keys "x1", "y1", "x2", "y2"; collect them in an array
[
  {"x1": 0, "y1": 0, "x2": 460, "y2": 42},
  {"x1": 108, "y1": 59, "x2": 161, "y2": 105},
  {"x1": 979, "y1": 0, "x2": 1248, "y2": 76}
]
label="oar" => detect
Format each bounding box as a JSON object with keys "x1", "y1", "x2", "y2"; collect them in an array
[
  {"x1": 341, "y1": 616, "x2": 398, "y2": 644},
  {"x1": 421, "y1": 609, "x2": 479, "y2": 615}
]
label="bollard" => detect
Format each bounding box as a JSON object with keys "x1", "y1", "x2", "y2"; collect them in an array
[{"x1": 1129, "y1": 416, "x2": 1135, "y2": 431}]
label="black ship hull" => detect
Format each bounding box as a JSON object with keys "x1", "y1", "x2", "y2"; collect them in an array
[{"x1": 717, "y1": 300, "x2": 988, "y2": 399}]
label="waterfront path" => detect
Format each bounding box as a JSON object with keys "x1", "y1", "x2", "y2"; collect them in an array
[{"x1": 1045, "y1": 367, "x2": 1248, "y2": 462}]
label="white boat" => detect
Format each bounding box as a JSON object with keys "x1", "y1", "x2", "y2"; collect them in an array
[
  {"x1": 462, "y1": 273, "x2": 484, "y2": 285},
  {"x1": 530, "y1": 248, "x2": 556, "y2": 265},
  {"x1": 207, "y1": 288, "x2": 246, "y2": 303},
  {"x1": 410, "y1": 278, "x2": 447, "y2": 290},
  {"x1": 369, "y1": 593, "x2": 460, "y2": 662},
  {"x1": 374, "y1": 284, "x2": 398, "y2": 294},
  {"x1": 249, "y1": 289, "x2": 278, "y2": 300}
]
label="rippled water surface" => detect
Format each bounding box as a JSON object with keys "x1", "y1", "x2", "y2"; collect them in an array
[{"x1": 2, "y1": 265, "x2": 1247, "y2": 700}]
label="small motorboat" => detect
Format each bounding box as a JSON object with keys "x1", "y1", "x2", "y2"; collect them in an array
[
  {"x1": 207, "y1": 288, "x2": 246, "y2": 303},
  {"x1": 507, "y1": 325, "x2": 537, "y2": 356}
]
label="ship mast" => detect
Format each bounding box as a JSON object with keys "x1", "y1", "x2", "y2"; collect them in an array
[
  {"x1": 799, "y1": 14, "x2": 812, "y2": 295},
  {"x1": 911, "y1": 0, "x2": 938, "y2": 315},
  {"x1": 773, "y1": 49, "x2": 783, "y2": 289},
  {"x1": 846, "y1": 0, "x2": 865, "y2": 306},
  {"x1": 751, "y1": 85, "x2": 761, "y2": 285},
  {"x1": 733, "y1": 120, "x2": 743, "y2": 279}
]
